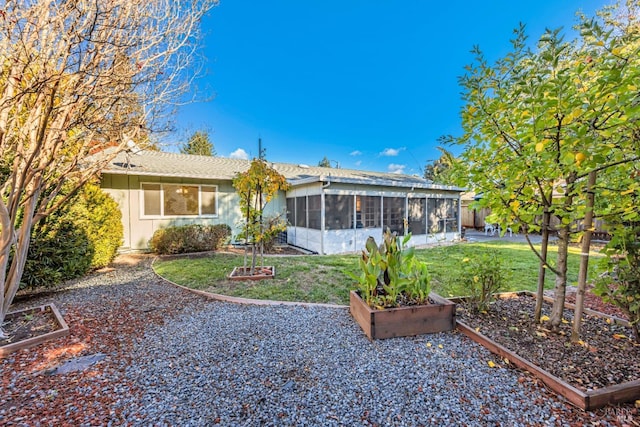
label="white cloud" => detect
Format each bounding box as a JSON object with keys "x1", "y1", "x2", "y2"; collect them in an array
[
  {"x1": 355, "y1": 160, "x2": 362, "y2": 166},
  {"x1": 229, "y1": 148, "x2": 249, "y2": 160},
  {"x1": 380, "y1": 147, "x2": 405, "y2": 157},
  {"x1": 387, "y1": 163, "x2": 406, "y2": 174},
  {"x1": 350, "y1": 150, "x2": 362, "y2": 156}
]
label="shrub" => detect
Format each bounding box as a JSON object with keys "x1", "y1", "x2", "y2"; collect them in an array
[
  {"x1": 149, "y1": 224, "x2": 231, "y2": 254},
  {"x1": 22, "y1": 220, "x2": 94, "y2": 288},
  {"x1": 68, "y1": 183, "x2": 123, "y2": 269},
  {"x1": 19, "y1": 183, "x2": 123, "y2": 289},
  {"x1": 451, "y1": 251, "x2": 508, "y2": 313},
  {"x1": 593, "y1": 225, "x2": 640, "y2": 343}
]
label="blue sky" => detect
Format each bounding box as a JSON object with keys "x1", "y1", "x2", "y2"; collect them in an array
[{"x1": 168, "y1": 0, "x2": 611, "y2": 175}]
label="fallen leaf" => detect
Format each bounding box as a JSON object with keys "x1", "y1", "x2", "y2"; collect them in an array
[
  {"x1": 438, "y1": 344, "x2": 443, "y2": 349},
  {"x1": 540, "y1": 315, "x2": 550, "y2": 322},
  {"x1": 487, "y1": 360, "x2": 496, "y2": 368},
  {"x1": 426, "y1": 342, "x2": 432, "y2": 348},
  {"x1": 561, "y1": 318, "x2": 569, "y2": 324},
  {"x1": 612, "y1": 333, "x2": 626, "y2": 340}
]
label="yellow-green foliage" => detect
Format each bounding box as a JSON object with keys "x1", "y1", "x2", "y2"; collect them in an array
[{"x1": 69, "y1": 183, "x2": 123, "y2": 268}]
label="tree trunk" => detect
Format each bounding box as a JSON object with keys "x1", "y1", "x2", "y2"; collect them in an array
[
  {"x1": 550, "y1": 223, "x2": 571, "y2": 329},
  {"x1": 571, "y1": 171, "x2": 597, "y2": 342},
  {"x1": 1, "y1": 186, "x2": 39, "y2": 338},
  {"x1": 534, "y1": 209, "x2": 551, "y2": 322}
]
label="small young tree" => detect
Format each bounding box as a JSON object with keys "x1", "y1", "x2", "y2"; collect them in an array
[{"x1": 232, "y1": 158, "x2": 290, "y2": 274}]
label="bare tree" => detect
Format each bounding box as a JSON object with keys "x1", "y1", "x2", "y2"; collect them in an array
[{"x1": 0, "y1": 0, "x2": 217, "y2": 337}]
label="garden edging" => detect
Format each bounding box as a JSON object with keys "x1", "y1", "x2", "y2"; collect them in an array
[
  {"x1": 0, "y1": 303, "x2": 69, "y2": 358},
  {"x1": 151, "y1": 257, "x2": 347, "y2": 309},
  {"x1": 452, "y1": 291, "x2": 640, "y2": 410}
]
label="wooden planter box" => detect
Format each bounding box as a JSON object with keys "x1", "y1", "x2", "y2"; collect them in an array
[
  {"x1": 454, "y1": 291, "x2": 640, "y2": 410},
  {"x1": 228, "y1": 266, "x2": 275, "y2": 281},
  {"x1": 1, "y1": 304, "x2": 69, "y2": 359},
  {"x1": 349, "y1": 290, "x2": 456, "y2": 340}
]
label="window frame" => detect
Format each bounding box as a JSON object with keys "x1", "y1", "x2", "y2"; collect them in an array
[{"x1": 140, "y1": 182, "x2": 219, "y2": 219}]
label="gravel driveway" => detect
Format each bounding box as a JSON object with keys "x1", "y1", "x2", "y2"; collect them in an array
[{"x1": 0, "y1": 256, "x2": 629, "y2": 426}]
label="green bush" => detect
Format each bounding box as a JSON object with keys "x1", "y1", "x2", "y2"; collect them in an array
[
  {"x1": 593, "y1": 225, "x2": 640, "y2": 343},
  {"x1": 19, "y1": 183, "x2": 123, "y2": 288},
  {"x1": 450, "y1": 251, "x2": 509, "y2": 313},
  {"x1": 22, "y1": 220, "x2": 93, "y2": 288},
  {"x1": 149, "y1": 224, "x2": 231, "y2": 255},
  {"x1": 68, "y1": 183, "x2": 123, "y2": 269}
]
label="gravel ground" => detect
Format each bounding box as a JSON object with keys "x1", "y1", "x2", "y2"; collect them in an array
[{"x1": 1, "y1": 256, "x2": 634, "y2": 426}]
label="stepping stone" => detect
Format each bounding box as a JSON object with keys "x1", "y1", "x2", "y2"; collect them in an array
[{"x1": 46, "y1": 353, "x2": 107, "y2": 375}]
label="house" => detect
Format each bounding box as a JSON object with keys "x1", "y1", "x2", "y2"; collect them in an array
[{"x1": 100, "y1": 150, "x2": 464, "y2": 254}]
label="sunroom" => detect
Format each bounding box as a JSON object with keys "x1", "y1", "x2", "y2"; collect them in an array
[{"x1": 285, "y1": 175, "x2": 462, "y2": 255}]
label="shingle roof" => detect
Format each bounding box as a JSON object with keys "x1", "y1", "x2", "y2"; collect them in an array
[{"x1": 103, "y1": 150, "x2": 462, "y2": 191}]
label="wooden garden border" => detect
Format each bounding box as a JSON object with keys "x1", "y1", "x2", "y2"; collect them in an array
[
  {"x1": 1, "y1": 303, "x2": 69, "y2": 359},
  {"x1": 350, "y1": 291, "x2": 456, "y2": 340},
  {"x1": 453, "y1": 291, "x2": 640, "y2": 410}
]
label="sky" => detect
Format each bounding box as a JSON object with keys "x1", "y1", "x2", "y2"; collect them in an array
[{"x1": 168, "y1": 0, "x2": 612, "y2": 175}]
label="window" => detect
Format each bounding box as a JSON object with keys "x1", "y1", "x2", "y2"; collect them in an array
[
  {"x1": 286, "y1": 198, "x2": 295, "y2": 226},
  {"x1": 356, "y1": 196, "x2": 381, "y2": 228},
  {"x1": 325, "y1": 194, "x2": 354, "y2": 230},
  {"x1": 383, "y1": 197, "x2": 405, "y2": 235},
  {"x1": 295, "y1": 197, "x2": 307, "y2": 227},
  {"x1": 141, "y1": 183, "x2": 217, "y2": 217},
  {"x1": 427, "y1": 198, "x2": 458, "y2": 233},
  {"x1": 408, "y1": 198, "x2": 426, "y2": 235},
  {"x1": 308, "y1": 195, "x2": 321, "y2": 230},
  {"x1": 446, "y1": 198, "x2": 459, "y2": 232}
]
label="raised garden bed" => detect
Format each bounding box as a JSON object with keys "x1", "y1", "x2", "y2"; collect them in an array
[
  {"x1": 228, "y1": 266, "x2": 275, "y2": 281},
  {"x1": 350, "y1": 290, "x2": 456, "y2": 340},
  {"x1": 1, "y1": 303, "x2": 69, "y2": 358},
  {"x1": 453, "y1": 292, "x2": 640, "y2": 410}
]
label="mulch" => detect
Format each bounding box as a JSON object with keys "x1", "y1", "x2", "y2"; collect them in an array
[{"x1": 457, "y1": 292, "x2": 640, "y2": 424}]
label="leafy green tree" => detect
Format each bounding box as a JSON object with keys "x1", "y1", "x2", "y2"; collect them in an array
[
  {"x1": 180, "y1": 131, "x2": 215, "y2": 156},
  {"x1": 446, "y1": 2, "x2": 640, "y2": 338},
  {"x1": 233, "y1": 158, "x2": 290, "y2": 274},
  {"x1": 318, "y1": 156, "x2": 332, "y2": 167},
  {"x1": 424, "y1": 148, "x2": 456, "y2": 184}
]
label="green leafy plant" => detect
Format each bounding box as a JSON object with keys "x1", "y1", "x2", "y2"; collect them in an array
[
  {"x1": 348, "y1": 228, "x2": 431, "y2": 308},
  {"x1": 149, "y1": 224, "x2": 231, "y2": 255},
  {"x1": 450, "y1": 251, "x2": 508, "y2": 314},
  {"x1": 17, "y1": 183, "x2": 122, "y2": 289},
  {"x1": 593, "y1": 225, "x2": 640, "y2": 343}
]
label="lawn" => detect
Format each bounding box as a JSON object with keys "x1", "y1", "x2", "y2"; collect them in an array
[{"x1": 152, "y1": 241, "x2": 603, "y2": 305}]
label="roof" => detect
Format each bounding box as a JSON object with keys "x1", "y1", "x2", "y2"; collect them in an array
[{"x1": 103, "y1": 150, "x2": 463, "y2": 192}]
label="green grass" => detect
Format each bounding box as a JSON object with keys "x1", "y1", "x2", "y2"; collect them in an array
[{"x1": 152, "y1": 241, "x2": 604, "y2": 305}]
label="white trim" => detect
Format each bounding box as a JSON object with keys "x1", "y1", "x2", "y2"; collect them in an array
[{"x1": 139, "y1": 182, "x2": 219, "y2": 219}]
